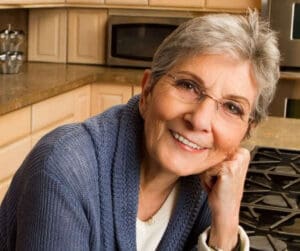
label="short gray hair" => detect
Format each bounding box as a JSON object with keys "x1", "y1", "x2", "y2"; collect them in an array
[{"x1": 151, "y1": 10, "x2": 280, "y2": 124}]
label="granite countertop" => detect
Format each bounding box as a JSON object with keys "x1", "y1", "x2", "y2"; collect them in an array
[
  {"x1": 243, "y1": 117, "x2": 300, "y2": 150},
  {"x1": 1, "y1": 62, "x2": 300, "y2": 150},
  {"x1": 0, "y1": 62, "x2": 144, "y2": 116}
]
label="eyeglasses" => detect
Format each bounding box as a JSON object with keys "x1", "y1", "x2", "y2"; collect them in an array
[{"x1": 165, "y1": 72, "x2": 253, "y2": 124}]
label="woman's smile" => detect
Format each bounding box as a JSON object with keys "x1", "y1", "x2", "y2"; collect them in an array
[{"x1": 170, "y1": 130, "x2": 207, "y2": 152}]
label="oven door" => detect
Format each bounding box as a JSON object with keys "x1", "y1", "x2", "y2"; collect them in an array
[
  {"x1": 284, "y1": 98, "x2": 300, "y2": 118},
  {"x1": 263, "y1": 0, "x2": 300, "y2": 68}
]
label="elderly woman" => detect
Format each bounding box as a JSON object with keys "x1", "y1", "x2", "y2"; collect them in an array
[{"x1": 0, "y1": 11, "x2": 279, "y2": 251}]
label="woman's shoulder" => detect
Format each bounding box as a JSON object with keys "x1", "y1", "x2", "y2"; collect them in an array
[{"x1": 19, "y1": 122, "x2": 98, "y2": 189}]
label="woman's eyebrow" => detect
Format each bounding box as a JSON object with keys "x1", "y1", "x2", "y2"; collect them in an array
[{"x1": 176, "y1": 70, "x2": 205, "y2": 86}]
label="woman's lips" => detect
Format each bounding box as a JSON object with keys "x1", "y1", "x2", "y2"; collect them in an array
[{"x1": 170, "y1": 130, "x2": 206, "y2": 151}]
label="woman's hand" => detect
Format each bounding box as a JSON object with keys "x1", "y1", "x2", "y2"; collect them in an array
[{"x1": 200, "y1": 147, "x2": 250, "y2": 250}]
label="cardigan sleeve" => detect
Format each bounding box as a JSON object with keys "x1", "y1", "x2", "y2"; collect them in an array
[
  {"x1": 197, "y1": 226, "x2": 250, "y2": 251},
  {"x1": 0, "y1": 124, "x2": 99, "y2": 251},
  {"x1": 15, "y1": 170, "x2": 90, "y2": 251}
]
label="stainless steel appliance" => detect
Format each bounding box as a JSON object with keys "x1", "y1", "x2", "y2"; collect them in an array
[
  {"x1": 262, "y1": 0, "x2": 300, "y2": 69},
  {"x1": 106, "y1": 15, "x2": 189, "y2": 68},
  {"x1": 0, "y1": 24, "x2": 24, "y2": 74},
  {"x1": 284, "y1": 98, "x2": 300, "y2": 118},
  {"x1": 0, "y1": 51, "x2": 24, "y2": 74},
  {"x1": 240, "y1": 146, "x2": 300, "y2": 250}
]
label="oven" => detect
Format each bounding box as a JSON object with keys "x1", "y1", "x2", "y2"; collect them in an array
[
  {"x1": 240, "y1": 146, "x2": 300, "y2": 250},
  {"x1": 268, "y1": 78, "x2": 300, "y2": 119},
  {"x1": 262, "y1": 0, "x2": 300, "y2": 69}
]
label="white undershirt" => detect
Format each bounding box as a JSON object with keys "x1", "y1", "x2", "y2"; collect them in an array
[
  {"x1": 136, "y1": 185, "x2": 250, "y2": 251},
  {"x1": 136, "y1": 185, "x2": 178, "y2": 251}
]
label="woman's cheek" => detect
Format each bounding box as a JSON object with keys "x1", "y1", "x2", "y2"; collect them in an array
[{"x1": 213, "y1": 127, "x2": 246, "y2": 157}]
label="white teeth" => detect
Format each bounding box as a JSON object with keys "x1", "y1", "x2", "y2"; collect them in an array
[{"x1": 172, "y1": 131, "x2": 202, "y2": 150}]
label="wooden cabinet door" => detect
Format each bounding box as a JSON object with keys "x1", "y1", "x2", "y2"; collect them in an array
[
  {"x1": 91, "y1": 83, "x2": 132, "y2": 116},
  {"x1": 133, "y1": 85, "x2": 142, "y2": 96},
  {"x1": 205, "y1": 0, "x2": 261, "y2": 10},
  {"x1": 0, "y1": 137, "x2": 31, "y2": 181},
  {"x1": 105, "y1": 0, "x2": 148, "y2": 5},
  {"x1": 0, "y1": 107, "x2": 31, "y2": 147},
  {"x1": 66, "y1": 0, "x2": 104, "y2": 3},
  {"x1": 0, "y1": 179, "x2": 12, "y2": 203},
  {"x1": 68, "y1": 9, "x2": 108, "y2": 64},
  {"x1": 0, "y1": 107, "x2": 31, "y2": 203},
  {"x1": 149, "y1": 0, "x2": 204, "y2": 8},
  {"x1": 28, "y1": 8, "x2": 67, "y2": 63},
  {"x1": 0, "y1": 137, "x2": 31, "y2": 202},
  {"x1": 31, "y1": 86, "x2": 91, "y2": 147},
  {"x1": 0, "y1": 0, "x2": 64, "y2": 3},
  {"x1": 31, "y1": 90, "x2": 75, "y2": 134},
  {"x1": 25, "y1": 0, "x2": 65, "y2": 3},
  {"x1": 73, "y1": 85, "x2": 91, "y2": 122}
]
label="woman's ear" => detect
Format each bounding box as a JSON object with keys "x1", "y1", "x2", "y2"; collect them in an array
[{"x1": 139, "y1": 69, "x2": 152, "y2": 118}]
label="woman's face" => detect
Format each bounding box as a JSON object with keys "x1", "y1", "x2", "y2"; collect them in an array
[{"x1": 139, "y1": 54, "x2": 257, "y2": 176}]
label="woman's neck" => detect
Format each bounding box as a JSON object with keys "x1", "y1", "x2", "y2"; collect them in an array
[{"x1": 137, "y1": 160, "x2": 179, "y2": 221}]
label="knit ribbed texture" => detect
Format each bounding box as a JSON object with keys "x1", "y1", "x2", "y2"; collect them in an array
[{"x1": 0, "y1": 95, "x2": 211, "y2": 251}]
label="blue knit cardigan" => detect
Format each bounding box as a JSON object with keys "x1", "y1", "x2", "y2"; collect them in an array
[{"x1": 0, "y1": 96, "x2": 211, "y2": 251}]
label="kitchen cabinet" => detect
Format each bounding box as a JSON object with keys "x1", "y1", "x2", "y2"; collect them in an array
[
  {"x1": 0, "y1": 86, "x2": 90, "y2": 202},
  {"x1": 68, "y1": 9, "x2": 107, "y2": 64},
  {"x1": 0, "y1": 107, "x2": 31, "y2": 202},
  {"x1": 28, "y1": 8, "x2": 67, "y2": 63},
  {"x1": 105, "y1": 0, "x2": 148, "y2": 5},
  {"x1": 24, "y1": 0, "x2": 65, "y2": 3},
  {"x1": 133, "y1": 85, "x2": 142, "y2": 95},
  {"x1": 66, "y1": 0, "x2": 104, "y2": 3},
  {"x1": 31, "y1": 85, "x2": 91, "y2": 147},
  {"x1": 205, "y1": 0, "x2": 261, "y2": 10},
  {"x1": 0, "y1": 179, "x2": 12, "y2": 204},
  {"x1": 0, "y1": 77, "x2": 139, "y2": 202},
  {"x1": 0, "y1": 0, "x2": 64, "y2": 3},
  {"x1": 149, "y1": 0, "x2": 205, "y2": 8},
  {"x1": 91, "y1": 83, "x2": 132, "y2": 116}
]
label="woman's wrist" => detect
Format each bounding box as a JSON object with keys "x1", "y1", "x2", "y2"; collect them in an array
[
  {"x1": 208, "y1": 217, "x2": 239, "y2": 250},
  {"x1": 207, "y1": 232, "x2": 241, "y2": 251},
  {"x1": 198, "y1": 226, "x2": 249, "y2": 251},
  {"x1": 208, "y1": 229, "x2": 238, "y2": 251}
]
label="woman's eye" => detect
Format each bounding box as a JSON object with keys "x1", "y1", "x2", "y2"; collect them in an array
[
  {"x1": 223, "y1": 101, "x2": 244, "y2": 116},
  {"x1": 175, "y1": 79, "x2": 199, "y2": 93}
]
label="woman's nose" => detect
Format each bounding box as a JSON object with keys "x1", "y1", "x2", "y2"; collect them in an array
[{"x1": 183, "y1": 98, "x2": 217, "y2": 132}]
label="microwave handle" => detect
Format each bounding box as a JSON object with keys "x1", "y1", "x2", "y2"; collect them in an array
[{"x1": 261, "y1": 0, "x2": 270, "y2": 20}]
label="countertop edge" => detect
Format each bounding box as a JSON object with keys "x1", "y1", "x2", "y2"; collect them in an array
[{"x1": 0, "y1": 63, "x2": 144, "y2": 116}]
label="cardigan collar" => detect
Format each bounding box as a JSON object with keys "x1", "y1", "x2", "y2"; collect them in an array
[{"x1": 101, "y1": 96, "x2": 207, "y2": 250}]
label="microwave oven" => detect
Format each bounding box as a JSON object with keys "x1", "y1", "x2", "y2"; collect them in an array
[
  {"x1": 106, "y1": 15, "x2": 189, "y2": 68},
  {"x1": 262, "y1": 0, "x2": 300, "y2": 69}
]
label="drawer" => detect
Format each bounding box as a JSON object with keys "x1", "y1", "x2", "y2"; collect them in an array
[
  {"x1": 0, "y1": 178, "x2": 12, "y2": 203},
  {"x1": 133, "y1": 86, "x2": 142, "y2": 96},
  {"x1": 0, "y1": 136, "x2": 31, "y2": 181},
  {"x1": 91, "y1": 83, "x2": 132, "y2": 116},
  {"x1": 32, "y1": 91, "x2": 74, "y2": 132},
  {"x1": 205, "y1": 0, "x2": 261, "y2": 9},
  {"x1": 105, "y1": 0, "x2": 148, "y2": 5},
  {"x1": 0, "y1": 107, "x2": 31, "y2": 147},
  {"x1": 31, "y1": 116, "x2": 74, "y2": 148},
  {"x1": 149, "y1": 0, "x2": 205, "y2": 8}
]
